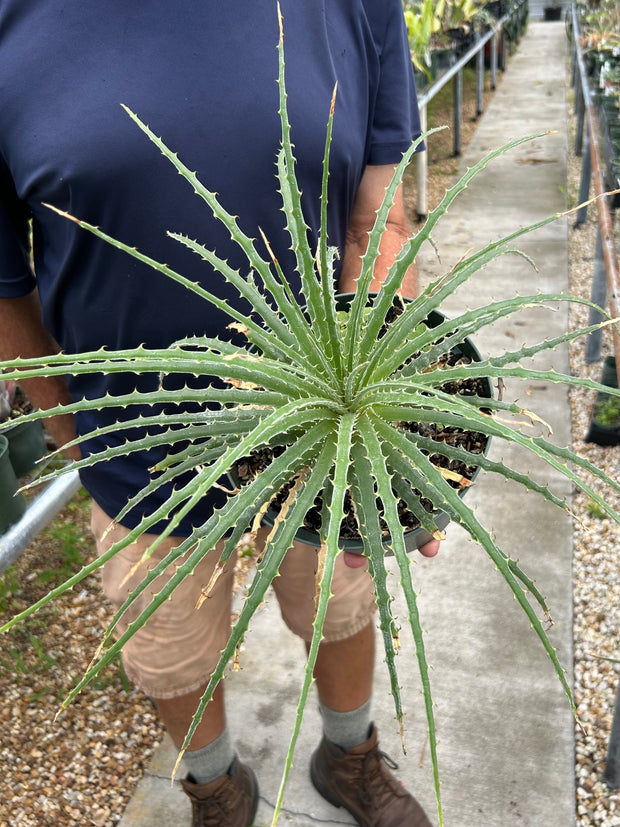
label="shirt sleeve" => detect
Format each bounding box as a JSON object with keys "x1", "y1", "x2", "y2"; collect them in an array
[
  {"x1": 366, "y1": 0, "x2": 423, "y2": 166},
  {"x1": 0, "y1": 157, "x2": 36, "y2": 298}
]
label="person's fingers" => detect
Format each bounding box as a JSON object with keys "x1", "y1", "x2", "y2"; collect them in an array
[
  {"x1": 343, "y1": 537, "x2": 441, "y2": 568},
  {"x1": 343, "y1": 550, "x2": 368, "y2": 569},
  {"x1": 418, "y1": 538, "x2": 440, "y2": 558}
]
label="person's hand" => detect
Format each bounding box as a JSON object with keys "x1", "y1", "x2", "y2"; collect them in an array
[{"x1": 343, "y1": 537, "x2": 440, "y2": 569}]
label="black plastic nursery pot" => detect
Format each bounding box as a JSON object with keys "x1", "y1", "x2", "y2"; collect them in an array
[
  {"x1": 447, "y1": 28, "x2": 476, "y2": 58},
  {"x1": 429, "y1": 46, "x2": 457, "y2": 80},
  {"x1": 585, "y1": 356, "x2": 620, "y2": 447},
  {"x1": 240, "y1": 296, "x2": 493, "y2": 555},
  {"x1": 413, "y1": 68, "x2": 431, "y2": 92},
  {"x1": 4, "y1": 417, "x2": 47, "y2": 477},
  {"x1": 0, "y1": 434, "x2": 26, "y2": 534}
]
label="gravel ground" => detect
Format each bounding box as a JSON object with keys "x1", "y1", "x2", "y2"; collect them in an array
[
  {"x1": 1, "y1": 61, "x2": 620, "y2": 827},
  {"x1": 0, "y1": 490, "x2": 164, "y2": 827}
]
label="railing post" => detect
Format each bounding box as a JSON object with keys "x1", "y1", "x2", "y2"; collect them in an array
[
  {"x1": 499, "y1": 23, "x2": 507, "y2": 71},
  {"x1": 491, "y1": 32, "x2": 498, "y2": 89},
  {"x1": 577, "y1": 125, "x2": 591, "y2": 224},
  {"x1": 416, "y1": 103, "x2": 428, "y2": 219},
  {"x1": 586, "y1": 225, "x2": 608, "y2": 363},
  {"x1": 454, "y1": 69, "x2": 463, "y2": 156},
  {"x1": 476, "y1": 42, "x2": 484, "y2": 116},
  {"x1": 604, "y1": 678, "x2": 620, "y2": 788},
  {"x1": 575, "y1": 79, "x2": 585, "y2": 156}
]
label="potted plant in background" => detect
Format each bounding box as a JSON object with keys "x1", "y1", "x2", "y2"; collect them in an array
[
  {"x1": 1, "y1": 17, "x2": 620, "y2": 826},
  {"x1": 438, "y1": 0, "x2": 486, "y2": 55},
  {"x1": 0, "y1": 432, "x2": 26, "y2": 534},
  {"x1": 578, "y1": 0, "x2": 620, "y2": 198},
  {"x1": 0, "y1": 378, "x2": 44, "y2": 533},
  {"x1": 580, "y1": 0, "x2": 620, "y2": 76},
  {"x1": 586, "y1": 356, "x2": 620, "y2": 445},
  {"x1": 403, "y1": 0, "x2": 487, "y2": 86},
  {"x1": 403, "y1": 0, "x2": 439, "y2": 86},
  {"x1": 544, "y1": 0, "x2": 563, "y2": 22},
  {"x1": 0, "y1": 379, "x2": 47, "y2": 479}
]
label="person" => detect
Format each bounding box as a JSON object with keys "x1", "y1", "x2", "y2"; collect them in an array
[{"x1": 0, "y1": 2, "x2": 439, "y2": 825}]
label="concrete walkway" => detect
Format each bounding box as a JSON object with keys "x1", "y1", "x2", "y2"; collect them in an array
[{"x1": 120, "y1": 21, "x2": 575, "y2": 827}]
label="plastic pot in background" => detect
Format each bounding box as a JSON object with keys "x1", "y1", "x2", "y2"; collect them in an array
[
  {"x1": 4, "y1": 418, "x2": 47, "y2": 477},
  {"x1": 0, "y1": 434, "x2": 26, "y2": 534},
  {"x1": 429, "y1": 46, "x2": 457, "y2": 79},
  {"x1": 414, "y1": 67, "x2": 431, "y2": 92},
  {"x1": 586, "y1": 356, "x2": 620, "y2": 446}
]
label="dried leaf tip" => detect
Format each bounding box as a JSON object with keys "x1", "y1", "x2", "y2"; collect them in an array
[
  {"x1": 42, "y1": 202, "x2": 80, "y2": 225},
  {"x1": 172, "y1": 749, "x2": 186, "y2": 784},
  {"x1": 330, "y1": 83, "x2": 338, "y2": 117}
]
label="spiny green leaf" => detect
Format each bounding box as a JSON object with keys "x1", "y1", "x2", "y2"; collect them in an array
[
  {"x1": 176, "y1": 434, "x2": 336, "y2": 785},
  {"x1": 357, "y1": 413, "x2": 443, "y2": 824},
  {"x1": 343, "y1": 130, "x2": 429, "y2": 372},
  {"x1": 349, "y1": 438, "x2": 405, "y2": 740},
  {"x1": 369, "y1": 413, "x2": 576, "y2": 716},
  {"x1": 374, "y1": 293, "x2": 611, "y2": 385},
  {"x1": 95, "y1": 421, "x2": 336, "y2": 659},
  {"x1": 359, "y1": 131, "x2": 557, "y2": 360}
]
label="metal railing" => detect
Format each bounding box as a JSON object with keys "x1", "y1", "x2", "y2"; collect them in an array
[
  {"x1": 569, "y1": 3, "x2": 620, "y2": 788},
  {"x1": 570, "y1": 4, "x2": 620, "y2": 383},
  {"x1": 415, "y1": 0, "x2": 529, "y2": 216},
  {"x1": 0, "y1": 468, "x2": 81, "y2": 576}
]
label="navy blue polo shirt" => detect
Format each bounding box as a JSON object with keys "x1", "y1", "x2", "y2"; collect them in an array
[{"x1": 0, "y1": 0, "x2": 421, "y2": 532}]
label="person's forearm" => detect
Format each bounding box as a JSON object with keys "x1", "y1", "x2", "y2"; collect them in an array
[
  {"x1": 337, "y1": 164, "x2": 418, "y2": 298},
  {"x1": 0, "y1": 292, "x2": 80, "y2": 459},
  {"x1": 338, "y1": 220, "x2": 418, "y2": 298}
]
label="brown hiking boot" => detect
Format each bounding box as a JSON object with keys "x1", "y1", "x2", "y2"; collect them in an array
[
  {"x1": 310, "y1": 724, "x2": 432, "y2": 827},
  {"x1": 180, "y1": 756, "x2": 259, "y2": 826}
]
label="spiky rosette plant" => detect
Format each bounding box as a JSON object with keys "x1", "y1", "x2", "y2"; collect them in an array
[{"x1": 2, "y1": 13, "x2": 620, "y2": 826}]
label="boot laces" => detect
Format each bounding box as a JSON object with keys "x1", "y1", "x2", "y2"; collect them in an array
[
  {"x1": 358, "y1": 748, "x2": 401, "y2": 810},
  {"x1": 192, "y1": 778, "x2": 242, "y2": 826}
]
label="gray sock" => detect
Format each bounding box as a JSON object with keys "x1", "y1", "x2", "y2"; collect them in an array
[
  {"x1": 318, "y1": 698, "x2": 372, "y2": 751},
  {"x1": 182, "y1": 726, "x2": 236, "y2": 785}
]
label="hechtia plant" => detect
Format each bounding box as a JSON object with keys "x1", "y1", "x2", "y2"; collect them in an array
[{"x1": 2, "y1": 14, "x2": 620, "y2": 827}]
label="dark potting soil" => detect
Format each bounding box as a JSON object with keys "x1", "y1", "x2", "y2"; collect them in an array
[
  {"x1": 7, "y1": 387, "x2": 34, "y2": 420},
  {"x1": 234, "y1": 298, "x2": 490, "y2": 540},
  {"x1": 234, "y1": 370, "x2": 489, "y2": 541}
]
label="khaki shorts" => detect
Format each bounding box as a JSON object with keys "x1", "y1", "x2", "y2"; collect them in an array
[{"x1": 91, "y1": 502, "x2": 376, "y2": 699}]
